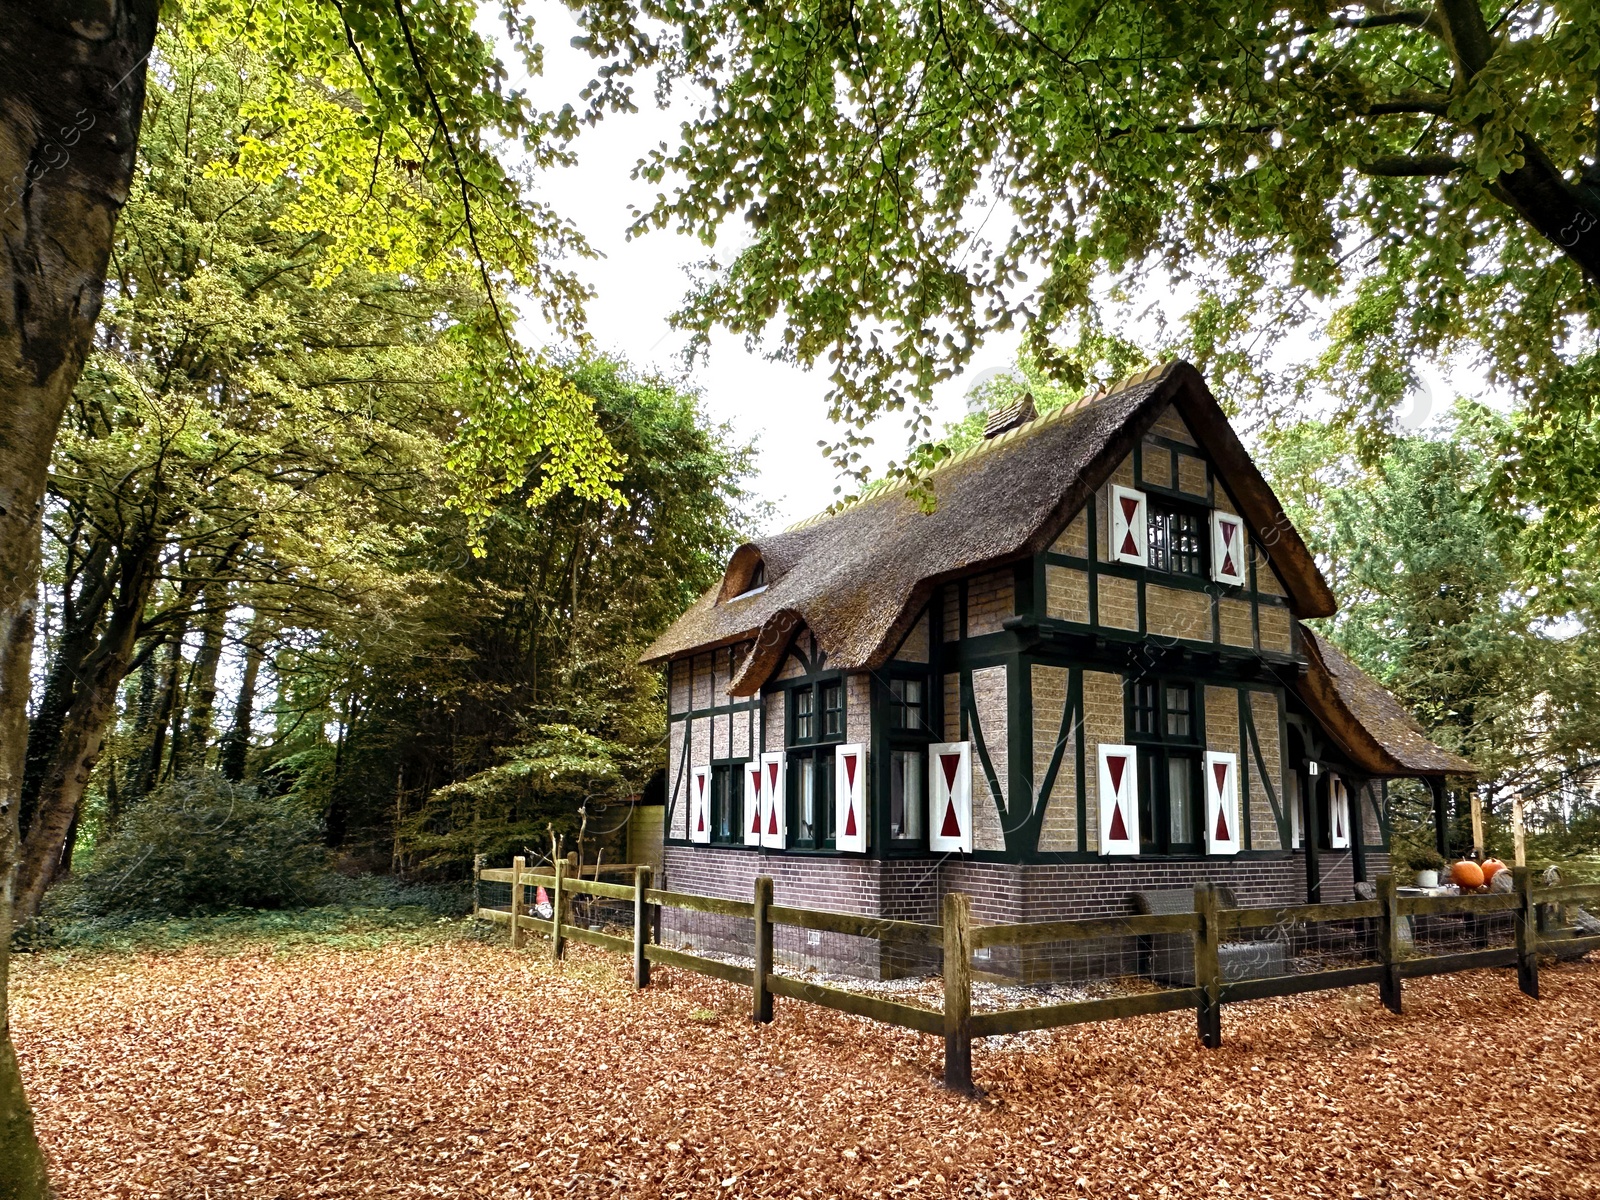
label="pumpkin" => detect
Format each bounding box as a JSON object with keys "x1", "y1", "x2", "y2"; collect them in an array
[
  {"x1": 1480, "y1": 858, "x2": 1508, "y2": 886},
  {"x1": 1451, "y1": 860, "x2": 1485, "y2": 889}
]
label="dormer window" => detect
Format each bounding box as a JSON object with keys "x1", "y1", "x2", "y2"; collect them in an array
[{"x1": 721, "y1": 547, "x2": 768, "y2": 602}]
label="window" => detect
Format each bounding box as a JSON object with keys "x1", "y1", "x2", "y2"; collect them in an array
[
  {"x1": 1129, "y1": 679, "x2": 1201, "y2": 854},
  {"x1": 889, "y1": 678, "x2": 925, "y2": 731},
  {"x1": 788, "y1": 747, "x2": 835, "y2": 849},
  {"x1": 1147, "y1": 502, "x2": 1206, "y2": 577},
  {"x1": 889, "y1": 749, "x2": 924, "y2": 840},
  {"x1": 821, "y1": 681, "x2": 844, "y2": 737},
  {"x1": 794, "y1": 688, "x2": 815, "y2": 740},
  {"x1": 709, "y1": 764, "x2": 741, "y2": 845}
]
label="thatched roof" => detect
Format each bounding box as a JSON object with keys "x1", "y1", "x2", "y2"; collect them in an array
[
  {"x1": 643, "y1": 361, "x2": 1334, "y2": 693},
  {"x1": 1297, "y1": 626, "x2": 1476, "y2": 777}
]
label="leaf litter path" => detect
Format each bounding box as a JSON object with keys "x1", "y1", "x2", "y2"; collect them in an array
[{"x1": 13, "y1": 937, "x2": 1599, "y2": 1199}]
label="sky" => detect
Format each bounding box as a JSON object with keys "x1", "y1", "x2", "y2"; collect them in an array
[{"x1": 510, "y1": 8, "x2": 1017, "y2": 533}]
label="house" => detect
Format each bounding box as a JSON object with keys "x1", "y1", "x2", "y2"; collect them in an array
[{"x1": 640, "y1": 361, "x2": 1472, "y2": 977}]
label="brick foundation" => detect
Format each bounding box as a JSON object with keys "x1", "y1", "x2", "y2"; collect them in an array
[{"x1": 660, "y1": 845, "x2": 1392, "y2": 981}]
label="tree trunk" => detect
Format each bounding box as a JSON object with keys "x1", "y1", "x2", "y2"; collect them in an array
[
  {"x1": 0, "y1": 4, "x2": 159, "y2": 1191},
  {"x1": 219, "y1": 614, "x2": 267, "y2": 783},
  {"x1": 15, "y1": 533, "x2": 159, "y2": 921},
  {"x1": 133, "y1": 629, "x2": 184, "y2": 799},
  {"x1": 172, "y1": 586, "x2": 227, "y2": 775}
]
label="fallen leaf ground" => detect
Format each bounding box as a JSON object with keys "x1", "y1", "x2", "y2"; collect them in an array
[{"x1": 12, "y1": 927, "x2": 1599, "y2": 1198}]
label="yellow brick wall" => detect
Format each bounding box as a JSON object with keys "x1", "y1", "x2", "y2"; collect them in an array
[
  {"x1": 1205, "y1": 685, "x2": 1240, "y2": 759},
  {"x1": 712, "y1": 711, "x2": 730, "y2": 759},
  {"x1": 763, "y1": 691, "x2": 785, "y2": 752},
  {"x1": 1253, "y1": 543, "x2": 1286, "y2": 596},
  {"x1": 846, "y1": 672, "x2": 871, "y2": 743},
  {"x1": 1097, "y1": 574, "x2": 1139, "y2": 631},
  {"x1": 668, "y1": 718, "x2": 688, "y2": 838},
  {"x1": 1140, "y1": 439, "x2": 1174, "y2": 489},
  {"x1": 895, "y1": 609, "x2": 930, "y2": 662},
  {"x1": 1248, "y1": 690, "x2": 1284, "y2": 850},
  {"x1": 1177, "y1": 453, "x2": 1208, "y2": 497},
  {"x1": 1146, "y1": 583, "x2": 1211, "y2": 642},
  {"x1": 1214, "y1": 486, "x2": 1238, "y2": 516},
  {"x1": 1219, "y1": 597, "x2": 1254, "y2": 648},
  {"x1": 971, "y1": 665, "x2": 1009, "y2": 851},
  {"x1": 669, "y1": 659, "x2": 690, "y2": 714},
  {"x1": 1033, "y1": 666, "x2": 1077, "y2": 852},
  {"x1": 1082, "y1": 670, "x2": 1125, "y2": 853},
  {"x1": 1150, "y1": 404, "x2": 1198, "y2": 445},
  {"x1": 1051, "y1": 511, "x2": 1089, "y2": 557},
  {"x1": 1259, "y1": 604, "x2": 1293, "y2": 654},
  {"x1": 731, "y1": 707, "x2": 751, "y2": 760},
  {"x1": 1045, "y1": 564, "x2": 1091, "y2": 624},
  {"x1": 965, "y1": 568, "x2": 1015, "y2": 636},
  {"x1": 691, "y1": 652, "x2": 713, "y2": 708}
]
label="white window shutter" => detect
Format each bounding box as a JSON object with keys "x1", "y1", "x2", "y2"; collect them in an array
[
  {"x1": 928, "y1": 742, "x2": 972, "y2": 854},
  {"x1": 1108, "y1": 485, "x2": 1148, "y2": 566},
  {"x1": 1211, "y1": 511, "x2": 1246, "y2": 586},
  {"x1": 689, "y1": 765, "x2": 712, "y2": 844},
  {"x1": 759, "y1": 751, "x2": 786, "y2": 849},
  {"x1": 1329, "y1": 777, "x2": 1351, "y2": 848},
  {"x1": 743, "y1": 760, "x2": 763, "y2": 847},
  {"x1": 1097, "y1": 744, "x2": 1140, "y2": 855},
  {"x1": 1204, "y1": 751, "x2": 1241, "y2": 855},
  {"x1": 834, "y1": 743, "x2": 868, "y2": 853}
]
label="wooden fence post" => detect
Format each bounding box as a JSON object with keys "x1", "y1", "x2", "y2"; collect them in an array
[
  {"x1": 551, "y1": 857, "x2": 566, "y2": 961},
  {"x1": 510, "y1": 855, "x2": 526, "y2": 950},
  {"x1": 753, "y1": 876, "x2": 774, "y2": 1024},
  {"x1": 633, "y1": 867, "x2": 653, "y2": 989},
  {"x1": 1514, "y1": 865, "x2": 1539, "y2": 999},
  {"x1": 473, "y1": 853, "x2": 484, "y2": 920},
  {"x1": 1376, "y1": 873, "x2": 1403, "y2": 1014},
  {"x1": 942, "y1": 892, "x2": 974, "y2": 1095},
  {"x1": 1193, "y1": 883, "x2": 1222, "y2": 1048}
]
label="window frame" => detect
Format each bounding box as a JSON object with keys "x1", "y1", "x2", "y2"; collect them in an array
[
  {"x1": 708, "y1": 762, "x2": 743, "y2": 846},
  {"x1": 1146, "y1": 498, "x2": 1209, "y2": 579},
  {"x1": 1127, "y1": 678, "x2": 1204, "y2": 856},
  {"x1": 783, "y1": 673, "x2": 847, "y2": 851},
  {"x1": 880, "y1": 667, "x2": 935, "y2": 848}
]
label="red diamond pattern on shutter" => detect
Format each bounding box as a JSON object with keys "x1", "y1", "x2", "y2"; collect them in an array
[
  {"x1": 1220, "y1": 518, "x2": 1239, "y2": 577},
  {"x1": 1097, "y1": 744, "x2": 1140, "y2": 855},
  {"x1": 749, "y1": 766, "x2": 763, "y2": 833},
  {"x1": 939, "y1": 753, "x2": 963, "y2": 838},
  {"x1": 696, "y1": 772, "x2": 706, "y2": 833},
  {"x1": 1119, "y1": 496, "x2": 1140, "y2": 557},
  {"x1": 1106, "y1": 752, "x2": 1130, "y2": 842},
  {"x1": 843, "y1": 752, "x2": 858, "y2": 838}
]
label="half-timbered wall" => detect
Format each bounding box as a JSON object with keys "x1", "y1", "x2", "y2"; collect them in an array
[{"x1": 665, "y1": 643, "x2": 761, "y2": 840}]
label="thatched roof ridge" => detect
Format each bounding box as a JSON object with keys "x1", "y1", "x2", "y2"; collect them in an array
[
  {"x1": 641, "y1": 361, "x2": 1335, "y2": 692},
  {"x1": 1297, "y1": 626, "x2": 1476, "y2": 777}
]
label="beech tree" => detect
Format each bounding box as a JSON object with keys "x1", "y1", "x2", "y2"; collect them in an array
[
  {"x1": 566, "y1": 0, "x2": 1600, "y2": 515},
  {"x1": 0, "y1": 3, "x2": 616, "y2": 1192}
]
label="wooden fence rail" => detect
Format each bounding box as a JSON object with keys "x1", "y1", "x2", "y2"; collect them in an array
[{"x1": 474, "y1": 862, "x2": 1595, "y2": 1095}]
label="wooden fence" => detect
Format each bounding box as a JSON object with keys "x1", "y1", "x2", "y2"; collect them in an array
[{"x1": 474, "y1": 857, "x2": 1600, "y2": 1094}]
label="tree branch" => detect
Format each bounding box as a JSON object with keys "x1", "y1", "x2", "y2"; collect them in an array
[{"x1": 1358, "y1": 154, "x2": 1466, "y2": 176}]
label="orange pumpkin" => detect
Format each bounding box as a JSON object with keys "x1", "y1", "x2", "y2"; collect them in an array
[
  {"x1": 1451, "y1": 860, "x2": 1485, "y2": 889},
  {"x1": 1480, "y1": 858, "x2": 1508, "y2": 885}
]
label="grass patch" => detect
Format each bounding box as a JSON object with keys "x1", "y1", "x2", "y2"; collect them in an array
[{"x1": 13, "y1": 875, "x2": 496, "y2": 958}]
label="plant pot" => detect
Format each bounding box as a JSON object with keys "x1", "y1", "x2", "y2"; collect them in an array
[{"x1": 1415, "y1": 869, "x2": 1439, "y2": 888}]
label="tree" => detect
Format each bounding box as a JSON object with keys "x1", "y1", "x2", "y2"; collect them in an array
[
  {"x1": 1262, "y1": 411, "x2": 1600, "y2": 856},
  {"x1": 0, "y1": 3, "x2": 617, "y2": 1190},
  {"x1": 565, "y1": 0, "x2": 1600, "y2": 500}
]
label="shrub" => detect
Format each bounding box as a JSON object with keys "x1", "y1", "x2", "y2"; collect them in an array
[{"x1": 69, "y1": 774, "x2": 331, "y2": 916}]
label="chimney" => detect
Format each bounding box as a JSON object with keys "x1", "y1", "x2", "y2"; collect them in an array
[{"x1": 983, "y1": 392, "x2": 1037, "y2": 439}]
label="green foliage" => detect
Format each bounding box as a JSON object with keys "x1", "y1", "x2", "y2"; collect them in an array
[
  {"x1": 66, "y1": 776, "x2": 331, "y2": 917},
  {"x1": 1262, "y1": 412, "x2": 1600, "y2": 860},
  {"x1": 565, "y1": 0, "x2": 1600, "y2": 536}
]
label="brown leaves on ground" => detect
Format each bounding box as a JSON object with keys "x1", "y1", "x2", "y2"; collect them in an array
[{"x1": 12, "y1": 936, "x2": 1599, "y2": 1199}]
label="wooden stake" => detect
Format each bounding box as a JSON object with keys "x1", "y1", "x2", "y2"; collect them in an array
[
  {"x1": 1512, "y1": 797, "x2": 1527, "y2": 868},
  {"x1": 752, "y1": 875, "x2": 774, "y2": 1024},
  {"x1": 1514, "y1": 865, "x2": 1539, "y2": 999},
  {"x1": 633, "y1": 866, "x2": 652, "y2": 988},
  {"x1": 510, "y1": 855, "x2": 526, "y2": 950},
  {"x1": 1193, "y1": 883, "x2": 1223, "y2": 1048},
  {"x1": 1470, "y1": 794, "x2": 1485, "y2": 858},
  {"x1": 551, "y1": 857, "x2": 566, "y2": 961},
  {"x1": 1376, "y1": 873, "x2": 1403, "y2": 1014},
  {"x1": 942, "y1": 892, "x2": 974, "y2": 1095}
]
